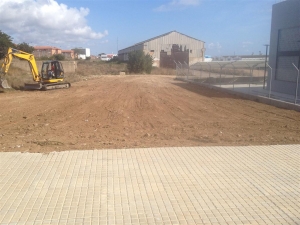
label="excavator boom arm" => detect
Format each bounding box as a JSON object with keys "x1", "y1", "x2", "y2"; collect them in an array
[{"x1": 1, "y1": 47, "x2": 40, "y2": 82}]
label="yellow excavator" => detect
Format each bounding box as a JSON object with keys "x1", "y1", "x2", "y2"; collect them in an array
[{"x1": 0, "y1": 47, "x2": 70, "y2": 90}]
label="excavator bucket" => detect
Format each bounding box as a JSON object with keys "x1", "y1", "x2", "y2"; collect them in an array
[{"x1": 0, "y1": 77, "x2": 11, "y2": 89}]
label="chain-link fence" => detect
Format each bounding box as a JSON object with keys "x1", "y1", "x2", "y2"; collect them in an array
[
  {"x1": 175, "y1": 61, "x2": 266, "y2": 88},
  {"x1": 175, "y1": 60, "x2": 300, "y2": 105}
]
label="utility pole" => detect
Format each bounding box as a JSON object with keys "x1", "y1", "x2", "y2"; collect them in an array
[{"x1": 263, "y1": 44, "x2": 269, "y2": 89}]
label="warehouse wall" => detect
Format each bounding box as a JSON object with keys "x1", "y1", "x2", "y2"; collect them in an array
[
  {"x1": 118, "y1": 31, "x2": 205, "y2": 67},
  {"x1": 118, "y1": 44, "x2": 144, "y2": 61},
  {"x1": 144, "y1": 31, "x2": 205, "y2": 65}
]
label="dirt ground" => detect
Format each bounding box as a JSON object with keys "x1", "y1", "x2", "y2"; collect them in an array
[{"x1": 1, "y1": 75, "x2": 300, "y2": 153}]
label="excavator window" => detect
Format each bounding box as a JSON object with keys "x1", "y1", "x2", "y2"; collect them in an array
[
  {"x1": 55, "y1": 61, "x2": 64, "y2": 78},
  {"x1": 41, "y1": 61, "x2": 64, "y2": 80},
  {"x1": 41, "y1": 62, "x2": 50, "y2": 79}
]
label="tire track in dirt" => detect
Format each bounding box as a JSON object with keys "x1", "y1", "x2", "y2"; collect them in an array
[{"x1": 0, "y1": 75, "x2": 300, "y2": 152}]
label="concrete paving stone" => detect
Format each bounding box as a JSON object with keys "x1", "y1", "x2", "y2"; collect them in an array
[{"x1": 1, "y1": 145, "x2": 300, "y2": 224}]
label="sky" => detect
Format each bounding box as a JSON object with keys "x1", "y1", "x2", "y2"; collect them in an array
[{"x1": 0, "y1": 0, "x2": 279, "y2": 57}]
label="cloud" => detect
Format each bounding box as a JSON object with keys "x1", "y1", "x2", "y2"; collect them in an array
[
  {"x1": 242, "y1": 41, "x2": 253, "y2": 48},
  {"x1": 208, "y1": 42, "x2": 222, "y2": 50},
  {"x1": 154, "y1": 0, "x2": 200, "y2": 12},
  {"x1": 0, "y1": 0, "x2": 108, "y2": 48}
]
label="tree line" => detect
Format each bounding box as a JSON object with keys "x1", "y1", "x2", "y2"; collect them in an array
[
  {"x1": 0, "y1": 30, "x2": 34, "y2": 59},
  {"x1": 0, "y1": 30, "x2": 64, "y2": 60}
]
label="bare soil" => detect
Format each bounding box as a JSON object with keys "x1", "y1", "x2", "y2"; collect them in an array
[{"x1": 1, "y1": 75, "x2": 299, "y2": 153}]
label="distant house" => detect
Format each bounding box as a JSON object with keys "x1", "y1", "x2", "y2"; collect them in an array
[
  {"x1": 61, "y1": 50, "x2": 75, "y2": 59},
  {"x1": 107, "y1": 54, "x2": 117, "y2": 60},
  {"x1": 72, "y1": 48, "x2": 91, "y2": 60},
  {"x1": 33, "y1": 46, "x2": 90, "y2": 60},
  {"x1": 33, "y1": 46, "x2": 62, "y2": 58},
  {"x1": 100, "y1": 54, "x2": 110, "y2": 61}
]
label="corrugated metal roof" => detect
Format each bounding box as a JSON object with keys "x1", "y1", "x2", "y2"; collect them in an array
[{"x1": 119, "y1": 31, "x2": 205, "y2": 52}]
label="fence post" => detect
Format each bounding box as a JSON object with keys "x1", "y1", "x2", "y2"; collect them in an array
[
  {"x1": 197, "y1": 63, "x2": 202, "y2": 80},
  {"x1": 178, "y1": 62, "x2": 183, "y2": 79},
  {"x1": 230, "y1": 62, "x2": 236, "y2": 90},
  {"x1": 244, "y1": 62, "x2": 251, "y2": 90},
  {"x1": 207, "y1": 62, "x2": 211, "y2": 78},
  {"x1": 174, "y1": 61, "x2": 178, "y2": 78},
  {"x1": 292, "y1": 63, "x2": 300, "y2": 104},
  {"x1": 220, "y1": 67, "x2": 222, "y2": 87},
  {"x1": 184, "y1": 61, "x2": 189, "y2": 80},
  {"x1": 267, "y1": 63, "x2": 272, "y2": 98},
  {"x1": 217, "y1": 62, "x2": 222, "y2": 87}
]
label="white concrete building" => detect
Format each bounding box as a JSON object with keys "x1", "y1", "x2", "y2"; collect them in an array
[{"x1": 74, "y1": 48, "x2": 91, "y2": 60}]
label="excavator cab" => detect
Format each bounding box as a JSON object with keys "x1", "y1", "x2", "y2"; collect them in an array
[{"x1": 41, "y1": 61, "x2": 65, "y2": 81}]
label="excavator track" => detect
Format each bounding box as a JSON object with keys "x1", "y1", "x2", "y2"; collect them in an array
[
  {"x1": 24, "y1": 82, "x2": 71, "y2": 91},
  {"x1": 42, "y1": 82, "x2": 71, "y2": 91}
]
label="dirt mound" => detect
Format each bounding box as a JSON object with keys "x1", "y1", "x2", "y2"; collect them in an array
[{"x1": 0, "y1": 75, "x2": 299, "y2": 153}]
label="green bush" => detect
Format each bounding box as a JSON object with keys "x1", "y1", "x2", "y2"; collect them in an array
[
  {"x1": 51, "y1": 54, "x2": 65, "y2": 61},
  {"x1": 127, "y1": 50, "x2": 153, "y2": 74},
  {"x1": 15, "y1": 42, "x2": 34, "y2": 53},
  {"x1": 0, "y1": 30, "x2": 14, "y2": 59},
  {"x1": 110, "y1": 56, "x2": 119, "y2": 63}
]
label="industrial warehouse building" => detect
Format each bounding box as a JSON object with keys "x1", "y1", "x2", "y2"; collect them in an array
[
  {"x1": 268, "y1": 0, "x2": 300, "y2": 96},
  {"x1": 118, "y1": 31, "x2": 205, "y2": 68}
]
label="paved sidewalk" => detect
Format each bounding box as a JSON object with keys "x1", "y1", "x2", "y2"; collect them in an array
[
  {"x1": 178, "y1": 75, "x2": 300, "y2": 105},
  {"x1": 218, "y1": 83, "x2": 299, "y2": 104},
  {"x1": 0, "y1": 145, "x2": 299, "y2": 225}
]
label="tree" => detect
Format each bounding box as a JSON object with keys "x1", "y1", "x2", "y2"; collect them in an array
[
  {"x1": 127, "y1": 50, "x2": 153, "y2": 74},
  {"x1": 144, "y1": 54, "x2": 153, "y2": 74},
  {"x1": 0, "y1": 30, "x2": 14, "y2": 59},
  {"x1": 16, "y1": 42, "x2": 34, "y2": 53},
  {"x1": 110, "y1": 56, "x2": 119, "y2": 63},
  {"x1": 51, "y1": 54, "x2": 65, "y2": 61}
]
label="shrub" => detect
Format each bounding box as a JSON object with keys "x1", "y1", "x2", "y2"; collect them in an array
[
  {"x1": 110, "y1": 56, "x2": 119, "y2": 63},
  {"x1": 127, "y1": 50, "x2": 153, "y2": 74},
  {"x1": 15, "y1": 42, "x2": 34, "y2": 53},
  {"x1": 51, "y1": 54, "x2": 65, "y2": 61}
]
